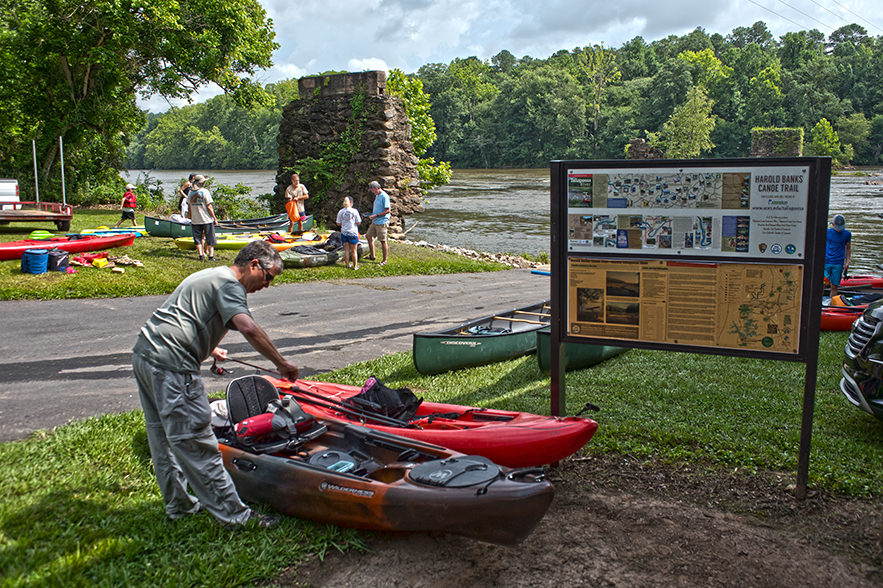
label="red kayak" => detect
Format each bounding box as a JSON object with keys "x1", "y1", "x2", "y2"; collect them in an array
[
  {"x1": 820, "y1": 291, "x2": 883, "y2": 331},
  {"x1": 827, "y1": 274, "x2": 883, "y2": 290},
  {"x1": 266, "y1": 377, "x2": 599, "y2": 468},
  {"x1": 821, "y1": 308, "x2": 861, "y2": 331},
  {"x1": 0, "y1": 233, "x2": 135, "y2": 261}
]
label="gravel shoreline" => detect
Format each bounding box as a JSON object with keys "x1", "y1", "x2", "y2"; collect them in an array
[{"x1": 399, "y1": 238, "x2": 547, "y2": 269}]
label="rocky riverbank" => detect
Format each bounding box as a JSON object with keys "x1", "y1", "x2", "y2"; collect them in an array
[{"x1": 399, "y1": 239, "x2": 546, "y2": 269}]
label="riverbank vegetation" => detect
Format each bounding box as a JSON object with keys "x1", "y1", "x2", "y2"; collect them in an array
[
  {"x1": 1, "y1": 326, "x2": 879, "y2": 587},
  {"x1": 0, "y1": 209, "x2": 505, "y2": 301}
]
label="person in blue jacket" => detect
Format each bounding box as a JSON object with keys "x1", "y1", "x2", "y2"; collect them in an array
[
  {"x1": 825, "y1": 214, "x2": 851, "y2": 296},
  {"x1": 365, "y1": 180, "x2": 391, "y2": 265}
]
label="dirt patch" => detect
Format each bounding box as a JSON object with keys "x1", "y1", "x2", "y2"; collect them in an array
[{"x1": 275, "y1": 456, "x2": 883, "y2": 588}]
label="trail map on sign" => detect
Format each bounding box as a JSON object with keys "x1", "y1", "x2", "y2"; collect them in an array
[
  {"x1": 566, "y1": 165, "x2": 807, "y2": 259},
  {"x1": 602, "y1": 172, "x2": 725, "y2": 209},
  {"x1": 566, "y1": 258, "x2": 802, "y2": 354},
  {"x1": 717, "y1": 265, "x2": 801, "y2": 350}
]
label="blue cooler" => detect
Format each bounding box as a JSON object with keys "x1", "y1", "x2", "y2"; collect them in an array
[{"x1": 21, "y1": 248, "x2": 49, "y2": 274}]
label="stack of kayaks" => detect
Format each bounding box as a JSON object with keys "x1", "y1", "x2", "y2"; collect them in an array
[
  {"x1": 279, "y1": 239, "x2": 369, "y2": 268},
  {"x1": 412, "y1": 300, "x2": 552, "y2": 375},
  {"x1": 79, "y1": 226, "x2": 147, "y2": 237},
  {"x1": 0, "y1": 233, "x2": 136, "y2": 261},
  {"x1": 821, "y1": 291, "x2": 883, "y2": 331},
  {"x1": 214, "y1": 375, "x2": 554, "y2": 545},
  {"x1": 267, "y1": 377, "x2": 598, "y2": 468},
  {"x1": 174, "y1": 231, "x2": 328, "y2": 251},
  {"x1": 145, "y1": 213, "x2": 313, "y2": 238}
]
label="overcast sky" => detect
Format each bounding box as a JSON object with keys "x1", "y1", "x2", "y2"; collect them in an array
[{"x1": 139, "y1": 0, "x2": 883, "y2": 112}]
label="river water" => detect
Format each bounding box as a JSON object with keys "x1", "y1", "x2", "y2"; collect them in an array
[{"x1": 122, "y1": 167, "x2": 883, "y2": 272}]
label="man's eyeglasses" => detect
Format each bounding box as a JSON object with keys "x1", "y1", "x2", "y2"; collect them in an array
[{"x1": 258, "y1": 262, "x2": 275, "y2": 283}]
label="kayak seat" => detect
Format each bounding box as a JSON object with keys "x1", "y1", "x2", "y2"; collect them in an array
[{"x1": 226, "y1": 375, "x2": 326, "y2": 453}]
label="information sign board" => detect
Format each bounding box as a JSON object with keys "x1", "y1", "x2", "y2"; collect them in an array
[{"x1": 549, "y1": 157, "x2": 832, "y2": 499}]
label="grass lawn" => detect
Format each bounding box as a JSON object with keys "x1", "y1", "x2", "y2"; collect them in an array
[{"x1": 2, "y1": 327, "x2": 881, "y2": 587}]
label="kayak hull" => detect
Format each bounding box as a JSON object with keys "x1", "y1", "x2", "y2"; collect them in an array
[
  {"x1": 0, "y1": 233, "x2": 135, "y2": 261},
  {"x1": 269, "y1": 378, "x2": 599, "y2": 468},
  {"x1": 536, "y1": 328, "x2": 628, "y2": 372},
  {"x1": 218, "y1": 420, "x2": 553, "y2": 545},
  {"x1": 279, "y1": 241, "x2": 368, "y2": 268},
  {"x1": 821, "y1": 291, "x2": 883, "y2": 331},
  {"x1": 413, "y1": 300, "x2": 552, "y2": 375}
]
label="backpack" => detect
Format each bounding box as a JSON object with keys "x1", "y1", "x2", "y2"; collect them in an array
[{"x1": 343, "y1": 376, "x2": 422, "y2": 421}]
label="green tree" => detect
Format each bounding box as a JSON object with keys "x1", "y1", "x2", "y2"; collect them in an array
[
  {"x1": 576, "y1": 44, "x2": 621, "y2": 155},
  {"x1": 447, "y1": 57, "x2": 498, "y2": 122},
  {"x1": 488, "y1": 65, "x2": 586, "y2": 166},
  {"x1": 0, "y1": 0, "x2": 278, "y2": 198},
  {"x1": 652, "y1": 85, "x2": 716, "y2": 159},
  {"x1": 836, "y1": 113, "x2": 871, "y2": 163},
  {"x1": 866, "y1": 115, "x2": 883, "y2": 165},
  {"x1": 744, "y1": 65, "x2": 786, "y2": 129},
  {"x1": 808, "y1": 118, "x2": 850, "y2": 165},
  {"x1": 386, "y1": 68, "x2": 451, "y2": 190}
]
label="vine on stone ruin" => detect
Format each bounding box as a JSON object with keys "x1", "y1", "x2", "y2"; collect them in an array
[{"x1": 292, "y1": 87, "x2": 369, "y2": 208}]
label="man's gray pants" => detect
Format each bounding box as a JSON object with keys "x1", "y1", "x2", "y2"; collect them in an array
[{"x1": 133, "y1": 354, "x2": 251, "y2": 526}]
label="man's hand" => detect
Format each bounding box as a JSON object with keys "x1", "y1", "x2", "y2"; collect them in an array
[
  {"x1": 211, "y1": 347, "x2": 228, "y2": 361},
  {"x1": 277, "y1": 360, "x2": 299, "y2": 382}
]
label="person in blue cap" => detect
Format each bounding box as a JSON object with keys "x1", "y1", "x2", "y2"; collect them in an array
[{"x1": 825, "y1": 214, "x2": 851, "y2": 296}]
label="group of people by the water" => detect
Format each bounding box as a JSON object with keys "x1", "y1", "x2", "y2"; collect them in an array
[
  {"x1": 174, "y1": 173, "x2": 218, "y2": 261},
  {"x1": 285, "y1": 174, "x2": 391, "y2": 267}
]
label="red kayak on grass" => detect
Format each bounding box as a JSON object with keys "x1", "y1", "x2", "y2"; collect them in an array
[
  {"x1": 820, "y1": 291, "x2": 883, "y2": 331},
  {"x1": 821, "y1": 307, "x2": 861, "y2": 331},
  {"x1": 0, "y1": 233, "x2": 136, "y2": 261},
  {"x1": 265, "y1": 377, "x2": 599, "y2": 468}
]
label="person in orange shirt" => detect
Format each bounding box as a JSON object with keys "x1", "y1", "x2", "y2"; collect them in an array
[{"x1": 285, "y1": 173, "x2": 309, "y2": 233}]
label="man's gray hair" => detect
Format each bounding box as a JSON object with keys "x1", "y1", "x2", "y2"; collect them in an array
[
  {"x1": 234, "y1": 240, "x2": 283, "y2": 271},
  {"x1": 369, "y1": 181, "x2": 381, "y2": 190}
]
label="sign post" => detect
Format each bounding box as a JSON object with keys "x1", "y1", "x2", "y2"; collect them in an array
[{"x1": 549, "y1": 157, "x2": 831, "y2": 498}]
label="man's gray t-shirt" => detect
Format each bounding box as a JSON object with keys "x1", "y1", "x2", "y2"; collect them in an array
[{"x1": 133, "y1": 266, "x2": 250, "y2": 374}]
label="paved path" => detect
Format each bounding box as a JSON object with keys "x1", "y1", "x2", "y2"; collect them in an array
[{"x1": 0, "y1": 270, "x2": 549, "y2": 442}]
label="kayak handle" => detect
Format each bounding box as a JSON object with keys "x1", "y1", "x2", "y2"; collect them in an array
[
  {"x1": 507, "y1": 467, "x2": 546, "y2": 482},
  {"x1": 574, "y1": 402, "x2": 600, "y2": 417},
  {"x1": 232, "y1": 458, "x2": 257, "y2": 472}
]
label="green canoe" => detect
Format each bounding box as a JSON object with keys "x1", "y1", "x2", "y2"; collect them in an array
[
  {"x1": 145, "y1": 214, "x2": 312, "y2": 238},
  {"x1": 535, "y1": 328, "x2": 627, "y2": 373},
  {"x1": 412, "y1": 300, "x2": 552, "y2": 375}
]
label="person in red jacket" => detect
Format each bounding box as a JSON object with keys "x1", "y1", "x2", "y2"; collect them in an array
[{"x1": 114, "y1": 184, "x2": 138, "y2": 228}]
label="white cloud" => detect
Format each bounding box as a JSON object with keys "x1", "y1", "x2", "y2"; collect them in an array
[
  {"x1": 348, "y1": 57, "x2": 390, "y2": 72},
  {"x1": 139, "y1": 0, "x2": 883, "y2": 112}
]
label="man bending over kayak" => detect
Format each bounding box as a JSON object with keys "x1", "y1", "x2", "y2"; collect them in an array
[{"x1": 132, "y1": 240, "x2": 298, "y2": 529}]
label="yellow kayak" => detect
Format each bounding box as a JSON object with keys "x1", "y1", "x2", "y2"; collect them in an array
[{"x1": 174, "y1": 231, "x2": 328, "y2": 251}]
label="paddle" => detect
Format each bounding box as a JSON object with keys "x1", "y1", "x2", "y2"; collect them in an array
[
  {"x1": 215, "y1": 356, "x2": 419, "y2": 428},
  {"x1": 281, "y1": 387, "x2": 419, "y2": 429}
]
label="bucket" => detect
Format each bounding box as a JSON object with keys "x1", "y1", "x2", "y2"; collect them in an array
[{"x1": 21, "y1": 248, "x2": 49, "y2": 274}]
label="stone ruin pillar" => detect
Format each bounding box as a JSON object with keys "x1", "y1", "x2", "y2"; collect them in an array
[{"x1": 275, "y1": 71, "x2": 424, "y2": 236}]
